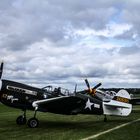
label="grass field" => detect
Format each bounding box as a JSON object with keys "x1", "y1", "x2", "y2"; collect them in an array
[{"x1": 0, "y1": 104, "x2": 140, "y2": 140}]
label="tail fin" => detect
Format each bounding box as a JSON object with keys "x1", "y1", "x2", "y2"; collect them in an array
[
  {"x1": 112, "y1": 89, "x2": 131, "y2": 103},
  {"x1": 103, "y1": 89, "x2": 132, "y2": 116}
]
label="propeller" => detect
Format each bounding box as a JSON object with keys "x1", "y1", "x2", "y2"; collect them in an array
[
  {"x1": 85, "y1": 79, "x2": 102, "y2": 95},
  {"x1": 93, "y1": 83, "x2": 102, "y2": 90},
  {"x1": 0, "y1": 62, "x2": 3, "y2": 79},
  {"x1": 74, "y1": 84, "x2": 77, "y2": 93},
  {"x1": 85, "y1": 79, "x2": 90, "y2": 89}
]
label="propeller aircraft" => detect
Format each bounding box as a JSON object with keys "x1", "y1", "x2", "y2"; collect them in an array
[{"x1": 0, "y1": 62, "x2": 132, "y2": 128}]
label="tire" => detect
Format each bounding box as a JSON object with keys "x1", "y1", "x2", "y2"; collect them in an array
[
  {"x1": 27, "y1": 118, "x2": 39, "y2": 128},
  {"x1": 16, "y1": 115, "x2": 27, "y2": 125}
]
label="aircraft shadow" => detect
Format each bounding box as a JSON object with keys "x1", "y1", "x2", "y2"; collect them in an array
[{"x1": 38, "y1": 119, "x2": 132, "y2": 130}]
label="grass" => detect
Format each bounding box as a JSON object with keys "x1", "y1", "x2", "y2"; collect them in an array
[
  {"x1": 95, "y1": 121, "x2": 140, "y2": 140},
  {"x1": 0, "y1": 104, "x2": 140, "y2": 140}
]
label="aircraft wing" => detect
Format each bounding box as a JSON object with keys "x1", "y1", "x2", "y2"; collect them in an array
[
  {"x1": 32, "y1": 96, "x2": 85, "y2": 115},
  {"x1": 32, "y1": 96, "x2": 69, "y2": 107}
]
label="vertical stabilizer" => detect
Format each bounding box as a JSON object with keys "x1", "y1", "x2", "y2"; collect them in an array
[{"x1": 103, "y1": 89, "x2": 132, "y2": 116}]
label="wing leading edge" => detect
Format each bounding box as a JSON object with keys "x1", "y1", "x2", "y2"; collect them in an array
[{"x1": 32, "y1": 96, "x2": 85, "y2": 115}]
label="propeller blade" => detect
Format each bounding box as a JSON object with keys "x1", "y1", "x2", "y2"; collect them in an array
[
  {"x1": 74, "y1": 84, "x2": 77, "y2": 93},
  {"x1": 85, "y1": 79, "x2": 90, "y2": 89},
  {"x1": 84, "y1": 79, "x2": 102, "y2": 95},
  {"x1": 93, "y1": 83, "x2": 102, "y2": 90},
  {"x1": 0, "y1": 62, "x2": 3, "y2": 79}
]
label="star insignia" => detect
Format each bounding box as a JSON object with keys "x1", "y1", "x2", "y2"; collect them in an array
[{"x1": 85, "y1": 98, "x2": 94, "y2": 110}]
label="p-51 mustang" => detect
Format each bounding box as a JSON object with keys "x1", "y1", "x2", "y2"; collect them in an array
[{"x1": 0, "y1": 62, "x2": 132, "y2": 128}]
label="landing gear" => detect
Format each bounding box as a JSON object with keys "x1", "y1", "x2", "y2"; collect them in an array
[
  {"x1": 104, "y1": 115, "x2": 107, "y2": 122},
  {"x1": 27, "y1": 108, "x2": 39, "y2": 128},
  {"x1": 16, "y1": 108, "x2": 39, "y2": 128},
  {"x1": 27, "y1": 118, "x2": 39, "y2": 128},
  {"x1": 16, "y1": 110, "x2": 27, "y2": 125},
  {"x1": 16, "y1": 115, "x2": 27, "y2": 125}
]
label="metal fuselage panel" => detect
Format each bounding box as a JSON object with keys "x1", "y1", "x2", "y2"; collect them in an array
[
  {"x1": 76, "y1": 93, "x2": 103, "y2": 115},
  {"x1": 0, "y1": 80, "x2": 104, "y2": 115},
  {"x1": 0, "y1": 80, "x2": 44, "y2": 110}
]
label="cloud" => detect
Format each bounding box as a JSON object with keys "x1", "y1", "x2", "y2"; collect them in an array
[
  {"x1": 119, "y1": 45, "x2": 140, "y2": 55},
  {"x1": 0, "y1": 0, "x2": 140, "y2": 89},
  {"x1": 70, "y1": 22, "x2": 132, "y2": 40},
  {"x1": 0, "y1": 0, "x2": 119, "y2": 49}
]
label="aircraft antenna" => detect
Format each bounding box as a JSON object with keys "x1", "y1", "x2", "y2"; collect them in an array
[{"x1": 0, "y1": 62, "x2": 4, "y2": 79}]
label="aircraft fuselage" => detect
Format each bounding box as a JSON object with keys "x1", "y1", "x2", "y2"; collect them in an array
[{"x1": 0, "y1": 79, "x2": 103, "y2": 115}]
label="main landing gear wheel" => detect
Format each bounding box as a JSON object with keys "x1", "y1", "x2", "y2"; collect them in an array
[
  {"x1": 27, "y1": 118, "x2": 39, "y2": 128},
  {"x1": 16, "y1": 115, "x2": 27, "y2": 125}
]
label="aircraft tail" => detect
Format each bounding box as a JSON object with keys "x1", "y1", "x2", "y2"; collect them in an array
[{"x1": 103, "y1": 89, "x2": 132, "y2": 116}]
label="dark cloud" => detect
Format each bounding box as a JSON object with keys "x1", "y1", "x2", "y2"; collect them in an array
[
  {"x1": 114, "y1": 29, "x2": 136, "y2": 40},
  {"x1": 119, "y1": 45, "x2": 140, "y2": 55},
  {"x1": 0, "y1": 0, "x2": 120, "y2": 51},
  {"x1": 1, "y1": 0, "x2": 140, "y2": 89},
  {"x1": 0, "y1": 0, "x2": 13, "y2": 10},
  {"x1": 120, "y1": 1, "x2": 140, "y2": 41}
]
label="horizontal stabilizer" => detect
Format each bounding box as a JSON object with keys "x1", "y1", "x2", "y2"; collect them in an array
[
  {"x1": 104, "y1": 102, "x2": 130, "y2": 109},
  {"x1": 103, "y1": 99, "x2": 132, "y2": 116}
]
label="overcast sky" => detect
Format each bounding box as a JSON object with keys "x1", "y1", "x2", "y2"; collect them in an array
[{"x1": 0, "y1": 0, "x2": 140, "y2": 90}]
